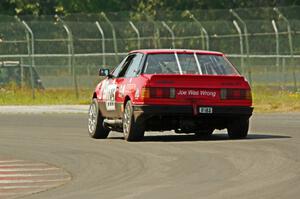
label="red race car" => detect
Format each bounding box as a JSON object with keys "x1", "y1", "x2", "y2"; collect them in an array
[{"x1": 88, "y1": 49, "x2": 253, "y2": 141}]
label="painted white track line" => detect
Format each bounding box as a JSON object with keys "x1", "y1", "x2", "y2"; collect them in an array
[
  {"x1": 0, "y1": 163, "x2": 48, "y2": 167},
  {"x1": 0, "y1": 184, "x2": 60, "y2": 190},
  {"x1": 0, "y1": 173, "x2": 67, "y2": 177},
  {"x1": 0, "y1": 167, "x2": 61, "y2": 172},
  {"x1": 0, "y1": 159, "x2": 71, "y2": 198},
  {"x1": 0, "y1": 178, "x2": 71, "y2": 184},
  {"x1": 0, "y1": 160, "x2": 26, "y2": 164}
]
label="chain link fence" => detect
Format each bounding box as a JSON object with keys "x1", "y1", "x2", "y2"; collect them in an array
[{"x1": 1, "y1": 6, "x2": 300, "y2": 98}]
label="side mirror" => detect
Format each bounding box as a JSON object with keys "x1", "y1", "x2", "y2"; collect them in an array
[{"x1": 99, "y1": 68, "x2": 110, "y2": 77}]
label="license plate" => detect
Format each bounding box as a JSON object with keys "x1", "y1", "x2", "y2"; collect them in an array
[{"x1": 199, "y1": 107, "x2": 213, "y2": 114}]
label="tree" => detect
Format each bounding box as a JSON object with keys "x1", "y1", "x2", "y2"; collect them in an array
[{"x1": 1, "y1": 0, "x2": 300, "y2": 16}]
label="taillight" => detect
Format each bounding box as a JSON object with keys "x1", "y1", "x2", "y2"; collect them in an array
[
  {"x1": 141, "y1": 88, "x2": 150, "y2": 99},
  {"x1": 141, "y1": 87, "x2": 175, "y2": 99},
  {"x1": 150, "y1": 88, "x2": 170, "y2": 98},
  {"x1": 221, "y1": 88, "x2": 252, "y2": 100},
  {"x1": 245, "y1": 90, "x2": 252, "y2": 100}
]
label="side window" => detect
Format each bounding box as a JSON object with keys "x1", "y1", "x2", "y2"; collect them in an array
[
  {"x1": 111, "y1": 56, "x2": 128, "y2": 77},
  {"x1": 124, "y1": 53, "x2": 143, "y2": 78},
  {"x1": 117, "y1": 54, "x2": 136, "y2": 78}
]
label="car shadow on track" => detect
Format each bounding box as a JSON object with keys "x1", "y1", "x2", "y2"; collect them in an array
[{"x1": 108, "y1": 133, "x2": 291, "y2": 142}]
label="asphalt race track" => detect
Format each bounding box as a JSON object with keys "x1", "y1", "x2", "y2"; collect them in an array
[{"x1": 0, "y1": 112, "x2": 299, "y2": 199}]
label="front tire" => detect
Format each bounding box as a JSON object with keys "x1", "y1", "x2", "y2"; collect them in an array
[
  {"x1": 123, "y1": 100, "x2": 145, "y2": 141},
  {"x1": 227, "y1": 118, "x2": 249, "y2": 139},
  {"x1": 88, "y1": 99, "x2": 110, "y2": 139}
]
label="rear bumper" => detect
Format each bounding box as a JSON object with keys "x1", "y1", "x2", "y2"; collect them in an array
[
  {"x1": 133, "y1": 105, "x2": 253, "y2": 119},
  {"x1": 133, "y1": 105, "x2": 253, "y2": 115}
]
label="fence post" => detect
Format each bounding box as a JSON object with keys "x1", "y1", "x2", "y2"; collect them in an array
[
  {"x1": 271, "y1": 20, "x2": 280, "y2": 85},
  {"x1": 101, "y1": 12, "x2": 119, "y2": 63},
  {"x1": 282, "y1": 58, "x2": 286, "y2": 88},
  {"x1": 20, "y1": 57, "x2": 24, "y2": 88},
  {"x1": 230, "y1": 9, "x2": 250, "y2": 63},
  {"x1": 129, "y1": 21, "x2": 141, "y2": 49},
  {"x1": 95, "y1": 21, "x2": 106, "y2": 67},
  {"x1": 186, "y1": 10, "x2": 209, "y2": 50},
  {"x1": 59, "y1": 19, "x2": 79, "y2": 99},
  {"x1": 144, "y1": 14, "x2": 160, "y2": 48},
  {"x1": 19, "y1": 22, "x2": 29, "y2": 90},
  {"x1": 274, "y1": 7, "x2": 297, "y2": 91},
  {"x1": 21, "y1": 20, "x2": 35, "y2": 99},
  {"x1": 233, "y1": 20, "x2": 245, "y2": 74},
  {"x1": 162, "y1": 21, "x2": 175, "y2": 49},
  {"x1": 61, "y1": 22, "x2": 72, "y2": 75}
]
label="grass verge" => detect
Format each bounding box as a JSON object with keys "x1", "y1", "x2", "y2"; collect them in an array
[
  {"x1": 0, "y1": 87, "x2": 91, "y2": 105},
  {"x1": 0, "y1": 85, "x2": 300, "y2": 113},
  {"x1": 252, "y1": 86, "x2": 300, "y2": 113}
]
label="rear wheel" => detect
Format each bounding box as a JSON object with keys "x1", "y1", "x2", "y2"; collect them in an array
[
  {"x1": 227, "y1": 118, "x2": 249, "y2": 139},
  {"x1": 123, "y1": 100, "x2": 145, "y2": 141},
  {"x1": 88, "y1": 99, "x2": 110, "y2": 139}
]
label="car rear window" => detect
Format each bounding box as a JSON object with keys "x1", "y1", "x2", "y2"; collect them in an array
[{"x1": 143, "y1": 53, "x2": 239, "y2": 75}]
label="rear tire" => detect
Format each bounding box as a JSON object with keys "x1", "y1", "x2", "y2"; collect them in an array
[
  {"x1": 123, "y1": 100, "x2": 145, "y2": 141},
  {"x1": 227, "y1": 118, "x2": 249, "y2": 139},
  {"x1": 88, "y1": 99, "x2": 110, "y2": 139}
]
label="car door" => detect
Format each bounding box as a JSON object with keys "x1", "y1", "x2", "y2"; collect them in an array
[
  {"x1": 98, "y1": 56, "x2": 128, "y2": 118},
  {"x1": 114, "y1": 53, "x2": 144, "y2": 118},
  {"x1": 99, "y1": 54, "x2": 143, "y2": 118}
]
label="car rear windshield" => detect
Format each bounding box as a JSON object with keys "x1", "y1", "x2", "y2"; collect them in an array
[{"x1": 143, "y1": 53, "x2": 239, "y2": 75}]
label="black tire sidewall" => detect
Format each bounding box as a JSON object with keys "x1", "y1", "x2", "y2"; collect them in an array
[{"x1": 227, "y1": 118, "x2": 249, "y2": 139}]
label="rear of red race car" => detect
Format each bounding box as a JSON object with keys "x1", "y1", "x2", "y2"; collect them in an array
[
  {"x1": 88, "y1": 49, "x2": 253, "y2": 141},
  {"x1": 133, "y1": 73, "x2": 252, "y2": 138},
  {"x1": 127, "y1": 50, "x2": 253, "y2": 140}
]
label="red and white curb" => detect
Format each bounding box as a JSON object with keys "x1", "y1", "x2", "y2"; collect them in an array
[{"x1": 0, "y1": 159, "x2": 71, "y2": 199}]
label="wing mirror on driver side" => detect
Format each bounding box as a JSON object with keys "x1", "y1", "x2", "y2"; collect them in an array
[{"x1": 98, "y1": 68, "x2": 110, "y2": 77}]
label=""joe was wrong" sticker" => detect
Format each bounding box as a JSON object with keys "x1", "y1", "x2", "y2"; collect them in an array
[{"x1": 176, "y1": 89, "x2": 217, "y2": 98}]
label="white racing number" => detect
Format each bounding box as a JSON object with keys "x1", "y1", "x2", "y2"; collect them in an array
[{"x1": 102, "y1": 80, "x2": 117, "y2": 111}]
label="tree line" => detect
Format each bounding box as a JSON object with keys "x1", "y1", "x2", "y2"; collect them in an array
[{"x1": 1, "y1": 0, "x2": 300, "y2": 16}]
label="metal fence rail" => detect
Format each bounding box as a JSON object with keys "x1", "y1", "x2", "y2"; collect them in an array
[{"x1": 1, "y1": 6, "x2": 300, "y2": 98}]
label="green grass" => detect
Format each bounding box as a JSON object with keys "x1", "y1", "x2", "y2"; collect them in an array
[
  {"x1": 1, "y1": 85, "x2": 300, "y2": 113},
  {"x1": 252, "y1": 86, "x2": 300, "y2": 113},
  {"x1": 0, "y1": 85, "x2": 91, "y2": 105}
]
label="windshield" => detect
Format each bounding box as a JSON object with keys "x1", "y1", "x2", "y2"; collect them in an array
[{"x1": 143, "y1": 53, "x2": 239, "y2": 75}]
